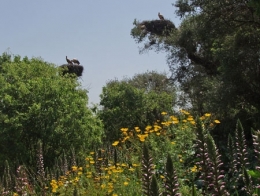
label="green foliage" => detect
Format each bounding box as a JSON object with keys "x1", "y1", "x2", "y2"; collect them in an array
[
  {"x1": 99, "y1": 71, "x2": 176, "y2": 142},
  {"x1": 99, "y1": 80, "x2": 145, "y2": 141},
  {"x1": 2, "y1": 110, "x2": 259, "y2": 195},
  {"x1": 0, "y1": 54, "x2": 103, "y2": 172},
  {"x1": 131, "y1": 0, "x2": 260, "y2": 142},
  {"x1": 249, "y1": 0, "x2": 260, "y2": 16}
]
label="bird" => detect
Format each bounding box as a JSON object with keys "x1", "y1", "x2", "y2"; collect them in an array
[
  {"x1": 71, "y1": 58, "x2": 80, "y2": 65},
  {"x1": 158, "y1": 12, "x2": 165, "y2": 20},
  {"x1": 66, "y1": 56, "x2": 73, "y2": 65},
  {"x1": 140, "y1": 24, "x2": 146, "y2": 30}
]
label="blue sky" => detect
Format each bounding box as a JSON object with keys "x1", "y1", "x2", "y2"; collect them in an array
[{"x1": 1, "y1": 1, "x2": 180, "y2": 104}]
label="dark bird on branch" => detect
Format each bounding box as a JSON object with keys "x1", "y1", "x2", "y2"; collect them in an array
[
  {"x1": 66, "y1": 56, "x2": 73, "y2": 65},
  {"x1": 71, "y1": 58, "x2": 80, "y2": 65},
  {"x1": 158, "y1": 12, "x2": 164, "y2": 20}
]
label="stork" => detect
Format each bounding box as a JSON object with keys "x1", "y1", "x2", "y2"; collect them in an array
[
  {"x1": 71, "y1": 58, "x2": 80, "y2": 65},
  {"x1": 66, "y1": 56, "x2": 73, "y2": 65},
  {"x1": 140, "y1": 25, "x2": 146, "y2": 30},
  {"x1": 158, "y1": 12, "x2": 164, "y2": 20}
]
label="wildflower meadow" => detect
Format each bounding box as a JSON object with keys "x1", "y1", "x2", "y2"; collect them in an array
[{"x1": 2, "y1": 109, "x2": 260, "y2": 195}]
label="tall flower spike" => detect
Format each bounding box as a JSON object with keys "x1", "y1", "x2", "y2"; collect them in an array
[
  {"x1": 14, "y1": 165, "x2": 31, "y2": 195},
  {"x1": 36, "y1": 140, "x2": 47, "y2": 195},
  {"x1": 227, "y1": 134, "x2": 239, "y2": 191},
  {"x1": 206, "y1": 134, "x2": 229, "y2": 195},
  {"x1": 142, "y1": 143, "x2": 154, "y2": 196},
  {"x1": 235, "y1": 120, "x2": 249, "y2": 170},
  {"x1": 194, "y1": 118, "x2": 212, "y2": 194},
  {"x1": 70, "y1": 146, "x2": 77, "y2": 167},
  {"x1": 242, "y1": 168, "x2": 253, "y2": 195},
  {"x1": 62, "y1": 151, "x2": 68, "y2": 175},
  {"x1": 150, "y1": 175, "x2": 160, "y2": 196},
  {"x1": 251, "y1": 129, "x2": 260, "y2": 190},
  {"x1": 234, "y1": 119, "x2": 250, "y2": 194},
  {"x1": 252, "y1": 129, "x2": 260, "y2": 170},
  {"x1": 163, "y1": 154, "x2": 180, "y2": 196}
]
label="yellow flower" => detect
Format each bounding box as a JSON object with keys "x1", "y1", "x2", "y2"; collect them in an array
[
  {"x1": 173, "y1": 120, "x2": 179, "y2": 124},
  {"x1": 190, "y1": 165, "x2": 198, "y2": 173},
  {"x1": 204, "y1": 113, "x2": 211, "y2": 117},
  {"x1": 214, "y1": 120, "x2": 221, "y2": 124},
  {"x1": 190, "y1": 120, "x2": 196, "y2": 125},
  {"x1": 90, "y1": 160, "x2": 95, "y2": 164},
  {"x1": 153, "y1": 125, "x2": 162, "y2": 131},
  {"x1": 71, "y1": 166, "x2": 78, "y2": 171},
  {"x1": 145, "y1": 125, "x2": 152, "y2": 130},
  {"x1": 179, "y1": 159, "x2": 183, "y2": 163},
  {"x1": 112, "y1": 141, "x2": 119, "y2": 146},
  {"x1": 123, "y1": 181, "x2": 129, "y2": 186},
  {"x1": 132, "y1": 163, "x2": 139, "y2": 167},
  {"x1": 200, "y1": 116, "x2": 206, "y2": 120},
  {"x1": 161, "y1": 111, "x2": 167, "y2": 115},
  {"x1": 74, "y1": 177, "x2": 79, "y2": 183},
  {"x1": 140, "y1": 138, "x2": 145, "y2": 142},
  {"x1": 170, "y1": 116, "x2": 178, "y2": 121},
  {"x1": 134, "y1": 127, "x2": 141, "y2": 132},
  {"x1": 50, "y1": 179, "x2": 58, "y2": 193},
  {"x1": 182, "y1": 120, "x2": 187, "y2": 123},
  {"x1": 187, "y1": 116, "x2": 194, "y2": 121},
  {"x1": 120, "y1": 128, "x2": 128, "y2": 132},
  {"x1": 90, "y1": 151, "x2": 95, "y2": 155},
  {"x1": 171, "y1": 141, "x2": 176, "y2": 145},
  {"x1": 160, "y1": 175, "x2": 165, "y2": 179},
  {"x1": 180, "y1": 109, "x2": 190, "y2": 115},
  {"x1": 137, "y1": 134, "x2": 148, "y2": 142},
  {"x1": 13, "y1": 193, "x2": 19, "y2": 196},
  {"x1": 128, "y1": 168, "x2": 135, "y2": 171},
  {"x1": 108, "y1": 188, "x2": 113, "y2": 193}
]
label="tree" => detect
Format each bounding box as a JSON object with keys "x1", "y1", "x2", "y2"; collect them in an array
[
  {"x1": 98, "y1": 71, "x2": 176, "y2": 142},
  {"x1": 0, "y1": 54, "x2": 103, "y2": 171},
  {"x1": 131, "y1": 0, "x2": 260, "y2": 137}
]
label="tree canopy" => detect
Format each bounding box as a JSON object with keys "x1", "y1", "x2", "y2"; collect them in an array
[
  {"x1": 131, "y1": 0, "x2": 260, "y2": 138},
  {"x1": 0, "y1": 53, "x2": 103, "y2": 171},
  {"x1": 98, "y1": 71, "x2": 176, "y2": 141}
]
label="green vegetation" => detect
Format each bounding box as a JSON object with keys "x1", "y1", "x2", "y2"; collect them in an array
[
  {"x1": 98, "y1": 71, "x2": 176, "y2": 142},
  {"x1": 0, "y1": 53, "x2": 103, "y2": 171},
  {"x1": 1, "y1": 0, "x2": 260, "y2": 195}
]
